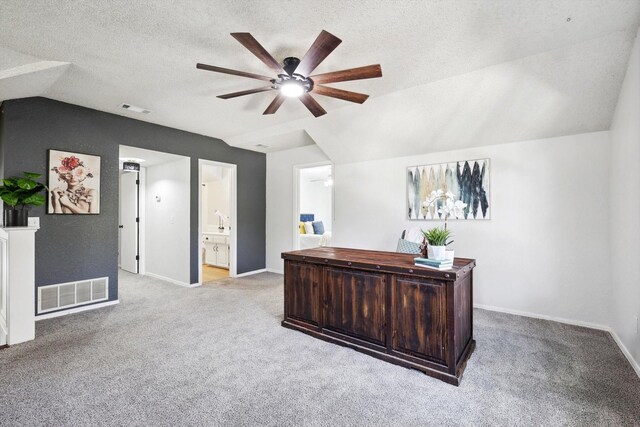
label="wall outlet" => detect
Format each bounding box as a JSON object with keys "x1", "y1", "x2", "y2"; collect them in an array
[{"x1": 27, "y1": 217, "x2": 40, "y2": 228}]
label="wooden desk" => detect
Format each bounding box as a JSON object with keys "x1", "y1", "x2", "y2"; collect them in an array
[{"x1": 281, "y1": 247, "x2": 476, "y2": 385}]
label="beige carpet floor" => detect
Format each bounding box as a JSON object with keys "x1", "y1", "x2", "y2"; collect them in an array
[{"x1": 0, "y1": 270, "x2": 638, "y2": 426}]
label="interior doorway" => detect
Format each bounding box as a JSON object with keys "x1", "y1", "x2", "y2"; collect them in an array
[
  {"x1": 198, "y1": 159, "x2": 237, "y2": 284},
  {"x1": 119, "y1": 146, "x2": 191, "y2": 286},
  {"x1": 294, "y1": 163, "x2": 333, "y2": 250}
]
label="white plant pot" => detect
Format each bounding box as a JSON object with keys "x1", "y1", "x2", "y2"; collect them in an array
[
  {"x1": 430, "y1": 245, "x2": 446, "y2": 260},
  {"x1": 445, "y1": 249, "x2": 455, "y2": 261}
]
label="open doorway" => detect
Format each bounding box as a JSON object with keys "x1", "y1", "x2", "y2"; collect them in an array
[
  {"x1": 295, "y1": 164, "x2": 333, "y2": 250},
  {"x1": 198, "y1": 160, "x2": 237, "y2": 284},
  {"x1": 119, "y1": 146, "x2": 191, "y2": 286}
]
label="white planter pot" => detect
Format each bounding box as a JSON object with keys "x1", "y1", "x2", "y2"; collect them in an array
[
  {"x1": 445, "y1": 249, "x2": 455, "y2": 261},
  {"x1": 430, "y1": 245, "x2": 446, "y2": 260}
]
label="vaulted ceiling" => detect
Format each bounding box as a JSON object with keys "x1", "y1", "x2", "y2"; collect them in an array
[{"x1": 1, "y1": 1, "x2": 639, "y2": 163}]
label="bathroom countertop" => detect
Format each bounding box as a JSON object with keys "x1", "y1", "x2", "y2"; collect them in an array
[{"x1": 203, "y1": 230, "x2": 230, "y2": 236}]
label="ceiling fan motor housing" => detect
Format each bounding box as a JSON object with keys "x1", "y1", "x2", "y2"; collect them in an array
[
  {"x1": 272, "y1": 57, "x2": 314, "y2": 94},
  {"x1": 282, "y1": 57, "x2": 301, "y2": 75}
]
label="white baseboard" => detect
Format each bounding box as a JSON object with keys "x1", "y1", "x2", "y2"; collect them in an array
[
  {"x1": 266, "y1": 268, "x2": 284, "y2": 275},
  {"x1": 475, "y1": 303, "x2": 639, "y2": 378},
  {"x1": 609, "y1": 328, "x2": 640, "y2": 378},
  {"x1": 235, "y1": 268, "x2": 267, "y2": 277},
  {"x1": 36, "y1": 300, "x2": 119, "y2": 320},
  {"x1": 474, "y1": 304, "x2": 610, "y2": 331},
  {"x1": 145, "y1": 272, "x2": 194, "y2": 288}
]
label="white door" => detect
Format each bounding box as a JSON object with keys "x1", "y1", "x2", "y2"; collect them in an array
[{"x1": 119, "y1": 172, "x2": 139, "y2": 274}]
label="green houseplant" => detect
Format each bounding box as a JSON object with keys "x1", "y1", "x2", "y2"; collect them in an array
[
  {"x1": 421, "y1": 227, "x2": 453, "y2": 260},
  {"x1": 0, "y1": 172, "x2": 47, "y2": 227}
]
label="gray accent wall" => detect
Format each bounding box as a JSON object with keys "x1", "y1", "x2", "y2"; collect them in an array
[{"x1": 0, "y1": 97, "x2": 266, "y2": 307}]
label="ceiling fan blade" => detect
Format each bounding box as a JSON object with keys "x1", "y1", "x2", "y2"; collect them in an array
[
  {"x1": 263, "y1": 93, "x2": 286, "y2": 115},
  {"x1": 217, "y1": 87, "x2": 274, "y2": 100},
  {"x1": 313, "y1": 85, "x2": 369, "y2": 104},
  {"x1": 310, "y1": 64, "x2": 382, "y2": 84},
  {"x1": 196, "y1": 63, "x2": 273, "y2": 81},
  {"x1": 231, "y1": 33, "x2": 286, "y2": 74},
  {"x1": 294, "y1": 30, "x2": 342, "y2": 77},
  {"x1": 299, "y1": 93, "x2": 327, "y2": 117}
]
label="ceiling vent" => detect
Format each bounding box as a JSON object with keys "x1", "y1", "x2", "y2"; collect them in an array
[{"x1": 119, "y1": 103, "x2": 151, "y2": 114}]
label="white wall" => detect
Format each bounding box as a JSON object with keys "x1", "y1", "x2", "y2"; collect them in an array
[
  {"x1": 145, "y1": 157, "x2": 191, "y2": 284},
  {"x1": 267, "y1": 132, "x2": 612, "y2": 327},
  {"x1": 299, "y1": 169, "x2": 332, "y2": 232},
  {"x1": 332, "y1": 132, "x2": 611, "y2": 327},
  {"x1": 202, "y1": 167, "x2": 231, "y2": 233},
  {"x1": 610, "y1": 27, "x2": 640, "y2": 371},
  {"x1": 266, "y1": 145, "x2": 330, "y2": 272}
]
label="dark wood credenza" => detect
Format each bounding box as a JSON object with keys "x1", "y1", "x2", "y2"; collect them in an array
[{"x1": 281, "y1": 247, "x2": 476, "y2": 385}]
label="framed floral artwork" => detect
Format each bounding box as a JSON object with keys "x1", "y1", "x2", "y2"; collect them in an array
[{"x1": 47, "y1": 149, "x2": 101, "y2": 214}]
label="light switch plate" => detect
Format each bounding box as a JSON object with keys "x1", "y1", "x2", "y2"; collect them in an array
[{"x1": 28, "y1": 217, "x2": 40, "y2": 228}]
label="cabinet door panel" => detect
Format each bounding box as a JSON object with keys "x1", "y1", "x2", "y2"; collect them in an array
[
  {"x1": 324, "y1": 268, "x2": 386, "y2": 345},
  {"x1": 216, "y1": 244, "x2": 229, "y2": 267},
  {"x1": 204, "y1": 243, "x2": 216, "y2": 265},
  {"x1": 392, "y1": 277, "x2": 447, "y2": 363},
  {"x1": 285, "y1": 262, "x2": 320, "y2": 325}
]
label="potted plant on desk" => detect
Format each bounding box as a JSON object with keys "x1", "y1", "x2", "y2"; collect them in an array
[
  {"x1": 421, "y1": 189, "x2": 467, "y2": 260},
  {"x1": 0, "y1": 172, "x2": 47, "y2": 227}
]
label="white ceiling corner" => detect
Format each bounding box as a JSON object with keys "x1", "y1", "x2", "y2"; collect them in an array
[{"x1": 0, "y1": 1, "x2": 638, "y2": 163}]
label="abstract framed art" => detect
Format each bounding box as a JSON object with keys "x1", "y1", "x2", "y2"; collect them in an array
[
  {"x1": 47, "y1": 149, "x2": 101, "y2": 214},
  {"x1": 407, "y1": 159, "x2": 490, "y2": 220}
]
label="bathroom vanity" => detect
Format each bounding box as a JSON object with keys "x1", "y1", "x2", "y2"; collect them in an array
[{"x1": 203, "y1": 231, "x2": 230, "y2": 268}]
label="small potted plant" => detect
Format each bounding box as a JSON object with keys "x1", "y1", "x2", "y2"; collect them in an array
[
  {"x1": 0, "y1": 172, "x2": 47, "y2": 227},
  {"x1": 421, "y1": 227, "x2": 453, "y2": 260}
]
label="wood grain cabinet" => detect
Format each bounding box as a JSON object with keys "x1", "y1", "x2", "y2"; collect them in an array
[
  {"x1": 323, "y1": 268, "x2": 386, "y2": 346},
  {"x1": 282, "y1": 247, "x2": 476, "y2": 386}
]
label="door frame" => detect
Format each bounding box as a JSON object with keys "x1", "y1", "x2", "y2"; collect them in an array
[
  {"x1": 292, "y1": 161, "x2": 334, "y2": 250},
  {"x1": 198, "y1": 159, "x2": 237, "y2": 284}
]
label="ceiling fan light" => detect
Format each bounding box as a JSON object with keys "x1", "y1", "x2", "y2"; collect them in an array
[{"x1": 281, "y1": 82, "x2": 304, "y2": 98}]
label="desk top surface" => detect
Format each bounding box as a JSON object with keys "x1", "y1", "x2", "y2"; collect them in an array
[{"x1": 282, "y1": 247, "x2": 475, "y2": 281}]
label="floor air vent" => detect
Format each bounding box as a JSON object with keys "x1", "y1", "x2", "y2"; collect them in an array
[{"x1": 38, "y1": 277, "x2": 109, "y2": 314}]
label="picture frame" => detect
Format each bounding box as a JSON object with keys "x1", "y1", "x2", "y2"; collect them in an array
[
  {"x1": 47, "y1": 149, "x2": 101, "y2": 215},
  {"x1": 407, "y1": 158, "x2": 490, "y2": 220}
]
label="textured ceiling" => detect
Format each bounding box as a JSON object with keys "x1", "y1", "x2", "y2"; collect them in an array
[{"x1": 1, "y1": 0, "x2": 639, "y2": 163}]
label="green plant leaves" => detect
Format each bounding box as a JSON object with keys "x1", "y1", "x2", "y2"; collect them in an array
[
  {"x1": 17, "y1": 178, "x2": 37, "y2": 190},
  {"x1": 421, "y1": 227, "x2": 452, "y2": 246},
  {"x1": 0, "y1": 172, "x2": 46, "y2": 208},
  {"x1": 1, "y1": 193, "x2": 19, "y2": 207},
  {"x1": 22, "y1": 194, "x2": 46, "y2": 206},
  {"x1": 2, "y1": 178, "x2": 17, "y2": 188}
]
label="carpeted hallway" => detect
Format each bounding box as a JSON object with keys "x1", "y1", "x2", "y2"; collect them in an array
[{"x1": 1, "y1": 271, "x2": 639, "y2": 426}]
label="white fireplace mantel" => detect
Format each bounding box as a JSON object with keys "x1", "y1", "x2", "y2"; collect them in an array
[{"x1": 1, "y1": 226, "x2": 39, "y2": 345}]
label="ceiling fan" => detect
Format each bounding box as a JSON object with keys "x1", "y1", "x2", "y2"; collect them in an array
[{"x1": 196, "y1": 30, "x2": 382, "y2": 117}]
